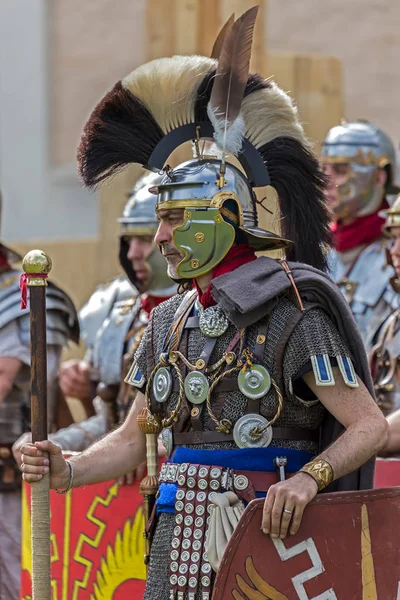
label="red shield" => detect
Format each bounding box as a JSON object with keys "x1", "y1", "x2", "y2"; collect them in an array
[
  {"x1": 374, "y1": 457, "x2": 400, "y2": 488},
  {"x1": 213, "y1": 487, "x2": 400, "y2": 600}
]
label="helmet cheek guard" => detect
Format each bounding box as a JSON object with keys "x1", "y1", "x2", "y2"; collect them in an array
[{"x1": 173, "y1": 207, "x2": 235, "y2": 279}]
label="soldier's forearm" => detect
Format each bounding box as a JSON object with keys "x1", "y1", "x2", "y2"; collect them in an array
[
  {"x1": 316, "y1": 415, "x2": 388, "y2": 481},
  {"x1": 68, "y1": 393, "x2": 147, "y2": 487}
]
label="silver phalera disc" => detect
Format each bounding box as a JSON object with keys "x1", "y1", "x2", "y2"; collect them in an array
[
  {"x1": 184, "y1": 371, "x2": 209, "y2": 405},
  {"x1": 233, "y1": 414, "x2": 273, "y2": 448},
  {"x1": 238, "y1": 365, "x2": 271, "y2": 399},
  {"x1": 153, "y1": 366, "x2": 173, "y2": 403},
  {"x1": 161, "y1": 428, "x2": 173, "y2": 456},
  {"x1": 199, "y1": 305, "x2": 229, "y2": 338}
]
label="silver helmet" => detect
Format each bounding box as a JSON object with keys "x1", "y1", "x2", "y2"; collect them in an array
[
  {"x1": 321, "y1": 120, "x2": 399, "y2": 220},
  {"x1": 118, "y1": 172, "x2": 176, "y2": 296},
  {"x1": 156, "y1": 158, "x2": 290, "y2": 279}
]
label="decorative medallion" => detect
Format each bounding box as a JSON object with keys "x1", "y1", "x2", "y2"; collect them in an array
[
  {"x1": 184, "y1": 371, "x2": 209, "y2": 404},
  {"x1": 153, "y1": 366, "x2": 172, "y2": 403},
  {"x1": 198, "y1": 304, "x2": 229, "y2": 338},
  {"x1": 238, "y1": 365, "x2": 271, "y2": 399},
  {"x1": 233, "y1": 414, "x2": 273, "y2": 448}
]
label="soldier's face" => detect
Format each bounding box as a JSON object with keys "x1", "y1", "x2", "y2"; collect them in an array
[
  {"x1": 321, "y1": 162, "x2": 351, "y2": 213},
  {"x1": 389, "y1": 228, "x2": 400, "y2": 275},
  {"x1": 155, "y1": 209, "x2": 185, "y2": 279},
  {"x1": 126, "y1": 235, "x2": 154, "y2": 281}
]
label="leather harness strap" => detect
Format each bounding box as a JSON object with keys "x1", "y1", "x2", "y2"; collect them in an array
[{"x1": 173, "y1": 426, "x2": 318, "y2": 446}]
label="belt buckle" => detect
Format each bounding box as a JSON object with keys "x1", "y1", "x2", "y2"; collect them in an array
[{"x1": 221, "y1": 468, "x2": 233, "y2": 490}]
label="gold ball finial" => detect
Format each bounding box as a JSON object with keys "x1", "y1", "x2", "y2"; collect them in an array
[{"x1": 22, "y1": 249, "x2": 52, "y2": 275}]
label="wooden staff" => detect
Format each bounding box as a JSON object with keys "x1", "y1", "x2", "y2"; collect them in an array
[
  {"x1": 22, "y1": 249, "x2": 53, "y2": 600},
  {"x1": 137, "y1": 408, "x2": 162, "y2": 570}
]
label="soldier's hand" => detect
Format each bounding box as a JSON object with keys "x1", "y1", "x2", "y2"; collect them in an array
[
  {"x1": 261, "y1": 472, "x2": 318, "y2": 539},
  {"x1": 12, "y1": 432, "x2": 32, "y2": 466},
  {"x1": 59, "y1": 359, "x2": 92, "y2": 401},
  {"x1": 20, "y1": 440, "x2": 70, "y2": 490}
]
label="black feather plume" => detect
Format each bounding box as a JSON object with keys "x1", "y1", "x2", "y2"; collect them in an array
[
  {"x1": 259, "y1": 137, "x2": 331, "y2": 270},
  {"x1": 77, "y1": 81, "x2": 164, "y2": 189}
]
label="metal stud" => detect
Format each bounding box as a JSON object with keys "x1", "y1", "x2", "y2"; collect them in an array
[
  {"x1": 196, "y1": 505, "x2": 205, "y2": 516},
  {"x1": 175, "y1": 514, "x2": 183, "y2": 525},
  {"x1": 187, "y1": 477, "x2": 196, "y2": 489},
  {"x1": 174, "y1": 526, "x2": 182, "y2": 537},
  {"x1": 210, "y1": 480, "x2": 220, "y2": 490},
  {"x1": 180, "y1": 463, "x2": 189, "y2": 473},
  {"x1": 171, "y1": 562, "x2": 179, "y2": 572},
  {"x1": 179, "y1": 564, "x2": 188, "y2": 574},
  {"x1": 170, "y1": 574, "x2": 178, "y2": 585},
  {"x1": 197, "y1": 491, "x2": 206, "y2": 502},
  {"x1": 170, "y1": 550, "x2": 179, "y2": 561},
  {"x1": 194, "y1": 529, "x2": 202, "y2": 540},
  {"x1": 181, "y1": 550, "x2": 190, "y2": 562},
  {"x1": 176, "y1": 489, "x2": 185, "y2": 500},
  {"x1": 186, "y1": 491, "x2": 195, "y2": 501},
  {"x1": 198, "y1": 479, "x2": 208, "y2": 490},
  {"x1": 210, "y1": 468, "x2": 222, "y2": 478},
  {"x1": 186, "y1": 503, "x2": 194, "y2": 514},
  {"x1": 183, "y1": 527, "x2": 192, "y2": 538},
  {"x1": 191, "y1": 551, "x2": 200, "y2": 563},
  {"x1": 172, "y1": 538, "x2": 180, "y2": 549},
  {"x1": 188, "y1": 466, "x2": 197, "y2": 477},
  {"x1": 184, "y1": 515, "x2": 194, "y2": 527},
  {"x1": 178, "y1": 475, "x2": 186, "y2": 486},
  {"x1": 193, "y1": 540, "x2": 201, "y2": 551},
  {"x1": 198, "y1": 467, "x2": 209, "y2": 478},
  {"x1": 182, "y1": 539, "x2": 191, "y2": 550},
  {"x1": 175, "y1": 501, "x2": 184, "y2": 512}
]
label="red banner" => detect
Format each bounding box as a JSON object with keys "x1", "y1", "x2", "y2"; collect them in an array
[{"x1": 21, "y1": 478, "x2": 147, "y2": 599}]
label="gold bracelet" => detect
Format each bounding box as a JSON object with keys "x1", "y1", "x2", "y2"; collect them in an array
[{"x1": 300, "y1": 458, "x2": 334, "y2": 492}]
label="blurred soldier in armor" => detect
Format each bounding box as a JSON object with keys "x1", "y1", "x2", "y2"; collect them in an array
[
  {"x1": 321, "y1": 120, "x2": 400, "y2": 348},
  {"x1": 13, "y1": 172, "x2": 176, "y2": 462},
  {"x1": 369, "y1": 195, "x2": 400, "y2": 433},
  {"x1": 0, "y1": 192, "x2": 79, "y2": 599}
]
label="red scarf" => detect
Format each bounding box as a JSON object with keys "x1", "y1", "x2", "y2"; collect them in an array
[
  {"x1": 331, "y1": 200, "x2": 389, "y2": 252},
  {"x1": 141, "y1": 294, "x2": 171, "y2": 316},
  {"x1": 195, "y1": 243, "x2": 257, "y2": 308}
]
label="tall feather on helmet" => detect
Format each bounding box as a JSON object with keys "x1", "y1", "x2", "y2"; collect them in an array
[{"x1": 78, "y1": 7, "x2": 330, "y2": 272}]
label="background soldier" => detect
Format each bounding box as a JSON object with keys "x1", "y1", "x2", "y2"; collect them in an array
[
  {"x1": 13, "y1": 172, "x2": 175, "y2": 460},
  {"x1": 321, "y1": 120, "x2": 400, "y2": 348},
  {"x1": 0, "y1": 192, "x2": 79, "y2": 599},
  {"x1": 370, "y1": 195, "x2": 400, "y2": 444},
  {"x1": 20, "y1": 10, "x2": 387, "y2": 599}
]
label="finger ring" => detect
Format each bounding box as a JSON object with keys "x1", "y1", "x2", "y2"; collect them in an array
[{"x1": 284, "y1": 509, "x2": 293, "y2": 514}]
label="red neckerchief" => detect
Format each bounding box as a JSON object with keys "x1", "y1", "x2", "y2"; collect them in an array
[
  {"x1": 331, "y1": 200, "x2": 389, "y2": 252},
  {"x1": 141, "y1": 294, "x2": 170, "y2": 316},
  {"x1": 195, "y1": 243, "x2": 257, "y2": 308}
]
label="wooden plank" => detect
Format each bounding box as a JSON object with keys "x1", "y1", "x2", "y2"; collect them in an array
[
  {"x1": 197, "y1": 0, "x2": 220, "y2": 56},
  {"x1": 146, "y1": 0, "x2": 176, "y2": 60},
  {"x1": 269, "y1": 53, "x2": 344, "y2": 147},
  {"x1": 174, "y1": 0, "x2": 200, "y2": 55}
]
